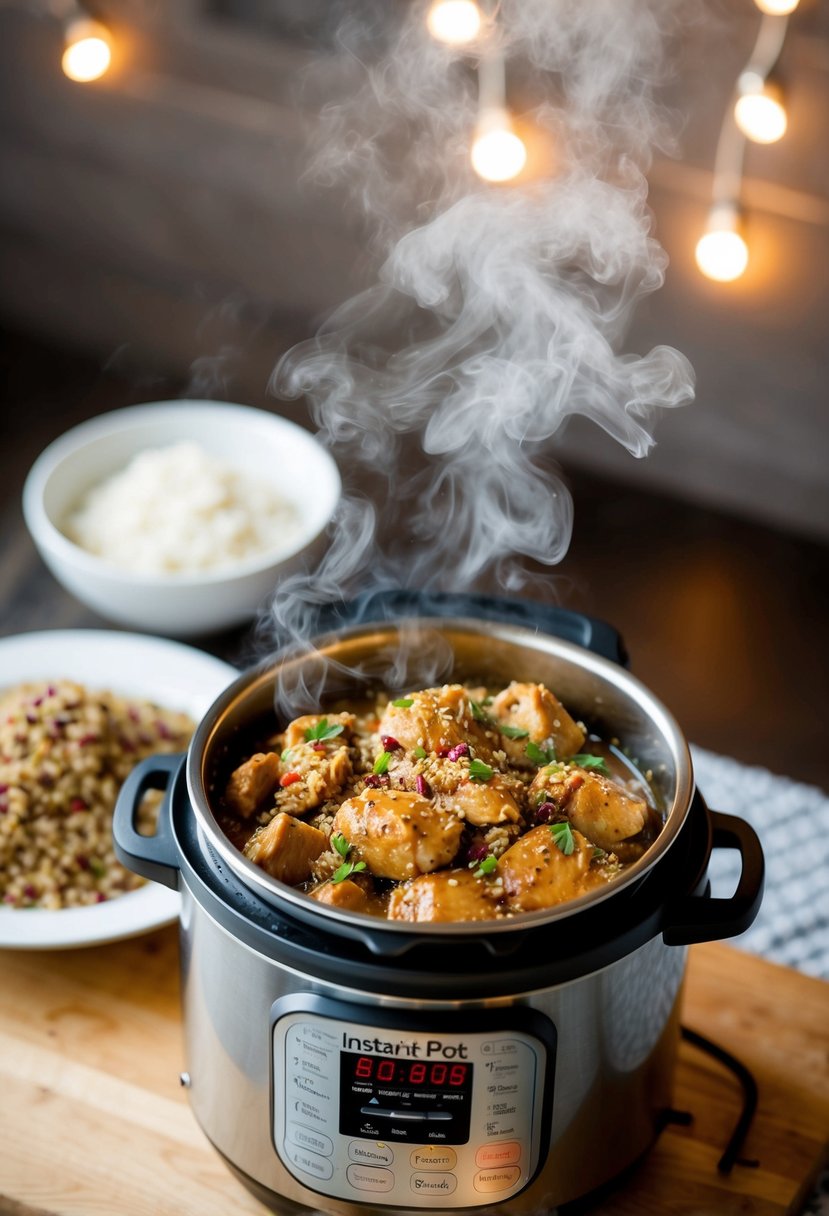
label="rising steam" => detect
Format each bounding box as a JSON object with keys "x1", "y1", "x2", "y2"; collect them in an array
[{"x1": 262, "y1": 0, "x2": 695, "y2": 697}]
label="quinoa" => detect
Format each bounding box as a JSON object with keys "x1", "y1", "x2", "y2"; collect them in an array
[{"x1": 0, "y1": 679, "x2": 193, "y2": 910}]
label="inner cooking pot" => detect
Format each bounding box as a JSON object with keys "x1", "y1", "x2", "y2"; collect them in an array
[{"x1": 178, "y1": 591, "x2": 724, "y2": 951}]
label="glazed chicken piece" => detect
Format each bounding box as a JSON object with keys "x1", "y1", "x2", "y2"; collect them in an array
[
  {"x1": 378, "y1": 685, "x2": 495, "y2": 759},
  {"x1": 490, "y1": 682, "x2": 585, "y2": 764},
  {"x1": 225, "y1": 752, "x2": 281, "y2": 818},
  {"x1": 310, "y1": 877, "x2": 373, "y2": 913},
  {"x1": 244, "y1": 812, "x2": 327, "y2": 884},
  {"x1": 281, "y1": 712, "x2": 355, "y2": 752},
  {"x1": 529, "y1": 766, "x2": 650, "y2": 853},
  {"x1": 332, "y1": 788, "x2": 464, "y2": 881},
  {"x1": 276, "y1": 742, "x2": 353, "y2": 815},
  {"x1": 388, "y1": 868, "x2": 504, "y2": 922},
  {"x1": 439, "y1": 775, "x2": 523, "y2": 827},
  {"x1": 564, "y1": 773, "x2": 651, "y2": 854},
  {"x1": 499, "y1": 824, "x2": 605, "y2": 912}
]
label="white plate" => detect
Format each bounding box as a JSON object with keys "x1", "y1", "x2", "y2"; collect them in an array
[{"x1": 0, "y1": 629, "x2": 238, "y2": 950}]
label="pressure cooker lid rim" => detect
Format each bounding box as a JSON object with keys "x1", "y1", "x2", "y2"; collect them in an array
[{"x1": 186, "y1": 615, "x2": 694, "y2": 941}]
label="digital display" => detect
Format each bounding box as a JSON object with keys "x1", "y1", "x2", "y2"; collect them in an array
[
  {"x1": 339, "y1": 1050, "x2": 474, "y2": 1144},
  {"x1": 350, "y1": 1056, "x2": 471, "y2": 1089}
]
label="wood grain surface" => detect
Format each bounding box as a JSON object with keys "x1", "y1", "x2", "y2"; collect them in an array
[{"x1": 0, "y1": 934, "x2": 826, "y2": 1216}]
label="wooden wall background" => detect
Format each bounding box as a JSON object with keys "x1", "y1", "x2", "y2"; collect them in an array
[{"x1": 0, "y1": 0, "x2": 827, "y2": 539}]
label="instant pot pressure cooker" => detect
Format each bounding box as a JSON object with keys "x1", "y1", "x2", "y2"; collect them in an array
[{"x1": 114, "y1": 593, "x2": 764, "y2": 1214}]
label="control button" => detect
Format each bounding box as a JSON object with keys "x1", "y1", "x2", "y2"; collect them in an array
[
  {"x1": 411, "y1": 1147, "x2": 457, "y2": 1171},
  {"x1": 346, "y1": 1164, "x2": 395, "y2": 1193},
  {"x1": 476, "y1": 1141, "x2": 522, "y2": 1168},
  {"x1": 348, "y1": 1141, "x2": 394, "y2": 1167},
  {"x1": 286, "y1": 1122, "x2": 333, "y2": 1158},
  {"x1": 411, "y1": 1173, "x2": 458, "y2": 1196},
  {"x1": 473, "y1": 1166, "x2": 521, "y2": 1193},
  {"x1": 285, "y1": 1144, "x2": 334, "y2": 1182}
]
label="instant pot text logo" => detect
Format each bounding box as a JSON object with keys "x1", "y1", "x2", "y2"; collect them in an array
[{"x1": 342, "y1": 1034, "x2": 468, "y2": 1060}]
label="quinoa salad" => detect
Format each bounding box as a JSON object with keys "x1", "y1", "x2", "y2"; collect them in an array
[{"x1": 0, "y1": 680, "x2": 193, "y2": 910}]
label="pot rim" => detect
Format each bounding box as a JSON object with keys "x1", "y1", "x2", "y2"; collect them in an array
[{"x1": 186, "y1": 616, "x2": 695, "y2": 940}]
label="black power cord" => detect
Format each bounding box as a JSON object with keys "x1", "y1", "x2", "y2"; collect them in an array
[{"x1": 680, "y1": 1024, "x2": 760, "y2": 1173}]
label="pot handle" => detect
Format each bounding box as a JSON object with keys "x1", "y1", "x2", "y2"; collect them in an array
[
  {"x1": 321, "y1": 590, "x2": 627, "y2": 667},
  {"x1": 112, "y1": 753, "x2": 182, "y2": 891},
  {"x1": 662, "y1": 811, "x2": 765, "y2": 946}
]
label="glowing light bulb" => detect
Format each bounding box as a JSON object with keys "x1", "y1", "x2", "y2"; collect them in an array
[
  {"x1": 426, "y1": 0, "x2": 482, "y2": 45},
  {"x1": 471, "y1": 108, "x2": 527, "y2": 183},
  {"x1": 62, "y1": 19, "x2": 112, "y2": 83},
  {"x1": 753, "y1": 0, "x2": 799, "y2": 14},
  {"x1": 734, "y1": 75, "x2": 787, "y2": 144},
  {"x1": 695, "y1": 207, "x2": 749, "y2": 283}
]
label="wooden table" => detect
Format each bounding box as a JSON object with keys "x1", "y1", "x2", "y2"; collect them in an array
[{"x1": 0, "y1": 934, "x2": 826, "y2": 1216}]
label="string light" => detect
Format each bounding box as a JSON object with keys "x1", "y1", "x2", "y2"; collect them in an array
[
  {"x1": 695, "y1": 4, "x2": 794, "y2": 283},
  {"x1": 734, "y1": 73, "x2": 787, "y2": 143},
  {"x1": 61, "y1": 16, "x2": 112, "y2": 82},
  {"x1": 426, "y1": 0, "x2": 482, "y2": 46},
  {"x1": 695, "y1": 205, "x2": 749, "y2": 282},
  {"x1": 753, "y1": 0, "x2": 798, "y2": 14}
]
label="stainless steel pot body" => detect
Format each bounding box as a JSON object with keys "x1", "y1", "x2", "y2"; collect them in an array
[
  {"x1": 114, "y1": 598, "x2": 764, "y2": 1215},
  {"x1": 179, "y1": 876, "x2": 687, "y2": 1214}
]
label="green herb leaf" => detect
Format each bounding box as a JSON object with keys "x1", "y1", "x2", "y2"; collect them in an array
[
  {"x1": 570, "y1": 753, "x2": 610, "y2": 775},
  {"x1": 304, "y1": 718, "x2": 345, "y2": 743},
  {"x1": 469, "y1": 699, "x2": 493, "y2": 724},
  {"x1": 391, "y1": 697, "x2": 413, "y2": 709},
  {"x1": 526, "y1": 741, "x2": 557, "y2": 766},
  {"x1": 280, "y1": 748, "x2": 293, "y2": 763},
  {"x1": 331, "y1": 860, "x2": 367, "y2": 884},
  {"x1": 413, "y1": 746, "x2": 427, "y2": 760},
  {"x1": 473, "y1": 855, "x2": 499, "y2": 878},
  {"x1": 331, "y1": 832, "x2": 350, "y2": 859},
  {"x1": 549, "y1": 821, "x2": 575, "y2": 856},
  {"x1": 373, "y1": 751, "x2": 392, "y2": 775},
  {"x1": 592, "y1": 846, "x2": 607, "y2": 860},
  {"x1": 468, "y1": 758, "x2": 494, "y2": 783},
  {"x1": 90, "y1": 859, "x2": 107, "y2": 879},
  {"x1": 498, "y1": 723, "x2": 529, "y2": 740}
]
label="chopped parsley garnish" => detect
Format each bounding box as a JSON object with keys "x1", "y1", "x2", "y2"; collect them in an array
[
  {"x1": 473, "y1": 855, "x2": 498, "y2": 878},
  {"x1": 592, "y1": 846, "x2": 607, "y2": 860},
  {"x1": 526, "y1": 741, "x2": 557, "y2": 766},
  {"x1": 549, "y1": 821, "x2": 575, "y2": 855},
  {"x1": 391, "y1": 697, "x2": 413, "y2": 708},
  {"x1": 468, "y1": 758, "x2": 494, "y2": 783},
  {"x1": 373, "y1": 750, "x2": 392, "y2": 775},
  {"x1": 331, "y1": 832, "x2": 350, "y2": 859},
  {"x1": 90, "y1": 859, "x2": 107, "y2": 879},
  {"x1": 413, "y1": 746, "x2": 427, "y2": 760},
  {"x1": 469, "y1": 699, "x2": 493, "y2": 723},
  {"x1": 331, "y1": 860, "x2": 367, "y2": 884},
  {"x1": 304, "y1": 718, "x2": 345, "y2": 743},
  {"x1": 280, "y1": 748, "x2": 293, "y2": 763},
  {"x1": 570, "y1": 754, "x2": 610, "y2": 775},
  {"x1": 498, "y1": 723, "x2": 529, "y2": 739}
]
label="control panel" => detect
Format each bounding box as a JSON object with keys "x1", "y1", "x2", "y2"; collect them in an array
[{"x1": 271, "y1": 995, "x2": 555, "y2": 1208}]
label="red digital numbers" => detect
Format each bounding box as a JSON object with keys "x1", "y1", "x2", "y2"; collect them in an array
[{"x1": 352, "y1": 1055, "x2": 469, "y2": 1088}]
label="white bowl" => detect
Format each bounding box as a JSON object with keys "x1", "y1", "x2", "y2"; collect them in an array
[{"x1": 22, "y1": 401, "x2": 341, "y2": 636}]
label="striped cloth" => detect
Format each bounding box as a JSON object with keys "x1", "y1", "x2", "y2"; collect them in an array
[
  {"x1": 691, "y1": 748, "x2": 829, "y2": 1216},
  {"x1": 692, "y1": 747, "x2": 829, "y2": 979}
]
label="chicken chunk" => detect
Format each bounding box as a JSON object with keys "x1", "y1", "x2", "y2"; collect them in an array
[
  {"x1": 491, "y1": 682, "x2": 585, "y2": 763},
  {"x1": 244, "y1": 812, "x2": 327, "y2": 884},
  {"x1": 388, "y1": 869, "x2": 505, "y2": 922},
  {"x1": 225, "y1": 752, "x2": 281, "y2": 819},
  {"x1": 277, "y1": 742, "x2": 353, "y2": 815},
  {"x1": 310, "y1": 878, "x2": 373, "y2": 913},
  {"x1": 499, "y1": 825, "x2": 604, "y2": 912},
  {"x1": 440, "y1": 776, "x2": 523, "y2": 827},
  {"x1": 564, "y1": 773, "x2": 651, "y2": 853},
  {"x1": 332, "y1": 789, "x2": 464, "y2": 881},
  {"x1": 378, "y1": 685, "x2": 495, "y2": 759},
  {"x1": 282, "y1": 712, "x2": 355, "y2": 751}
]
